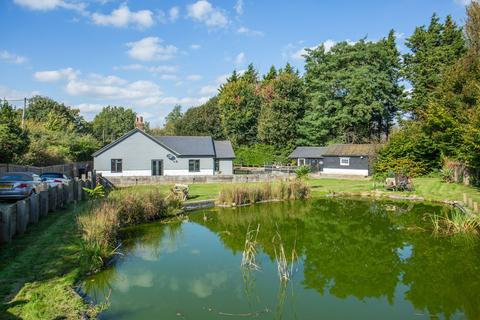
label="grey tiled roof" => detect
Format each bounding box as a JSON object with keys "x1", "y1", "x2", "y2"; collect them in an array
[
  {"x1": 92, "y1": 128, "x2": 236, "y2": 158},
  {"x1": 289, "y1": 147, "x2": 327, "y2": 158},
  {"x1": 155, "y1": 136, "x2": 216, "y2": 156},
  {"x1": 213, "y1": 140, "x2": 235, "y2": 158}
]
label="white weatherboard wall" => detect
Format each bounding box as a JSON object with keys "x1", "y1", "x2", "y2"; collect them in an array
[
  {"x1": 322, "y1": 168, "x2": 369, "y2": 176},
  {"x1": 93, "y1": 131, "x2": 214, "y2": 177},
  {"x1": 218, "y1": 159, "x2": 233, "y2": 175}
]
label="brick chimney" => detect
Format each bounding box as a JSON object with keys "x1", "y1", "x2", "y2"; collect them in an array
[{"x1": 135, "y1": 115, "x2": 145, "y2": 131}]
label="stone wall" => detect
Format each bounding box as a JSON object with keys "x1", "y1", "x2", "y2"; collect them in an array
[
  {"x1": 0, "y1": 178, "x2": 89, "y2": 244},
  {"x1": 102, "y1": 172, "x2": 293, "y2": 187}
]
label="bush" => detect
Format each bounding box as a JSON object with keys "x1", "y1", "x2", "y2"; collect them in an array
[
  {"x1": 295, "y1": 165, "x2": 310, "y2": 180},
  {"x1": 374, "y1": 122, "x2": 441, "y2": 177},
  {"x1": 234, "y1": 144, "x2": 291, "y2": 166}
]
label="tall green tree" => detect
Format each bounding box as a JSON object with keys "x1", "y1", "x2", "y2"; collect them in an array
[
  {"x1": 257, "y1": 64, "x2": 306, "y2": 149},
  {"x1": 421, "y1": 2, "x2": 480, "y2": 171},
  {"x1": 403, "y1": 14, "x2": 466, "y2": 117},
  {"x1": 26, "y1": 96, "x2": 89, "y2": 133},
  {"x1": 91, "y1": 106, "x2": 136, "y2": 145},
  {"x1": 0, "y1": 102, "x2": 29, "y2": 163},
  {"x1": 218, "y1": 65, "x2": 262, "y2": 145},
  {"x1": 176, "y1": 98, "x2": 225, "y2": 139},
  {"x1": 299, "y1": 31, "x2": 403, "y2": 145}
]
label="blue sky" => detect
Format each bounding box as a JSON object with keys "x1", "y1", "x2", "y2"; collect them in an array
[{"x1": 0, "y1": 0, "x2": 471, "y2": 126}]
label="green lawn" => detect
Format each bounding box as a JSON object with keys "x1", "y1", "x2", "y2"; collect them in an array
[
  {"x1": 0, "y1": 202, "x2": 97, "y2": 320},
  {"x1": 1, "y1": 176, "x2": 480, "y2": 319},
  {"x1": 112, "y1": 177, "x2": 480, "y2": 205}
]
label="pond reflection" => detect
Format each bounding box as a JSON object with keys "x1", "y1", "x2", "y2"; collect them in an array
[{"x1": 84, "y1": 198, "x2": 480, "y2": 320}]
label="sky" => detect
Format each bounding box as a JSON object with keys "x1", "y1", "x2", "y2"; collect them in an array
[{"x1": 0, "y1": 0, "x2": 471, "y2": 126}]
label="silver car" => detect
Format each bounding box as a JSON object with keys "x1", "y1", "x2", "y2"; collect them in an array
[
  {"x1": 40, "y1": 172, "x2": 71, "y2": 188},
  {"x1": 0, "y1": 172, "x2": 43, "y2": 200}
]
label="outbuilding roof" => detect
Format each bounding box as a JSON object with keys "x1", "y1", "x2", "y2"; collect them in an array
[
  {"x1": 213, "y1": 140, "x2": 235, "y2": 159},
  {"x1": 289, "y1": 146, "x2": 327, "y2": 159},
  {"x1": 322, "y1": 144, "x2": 378, "y2": 156}
]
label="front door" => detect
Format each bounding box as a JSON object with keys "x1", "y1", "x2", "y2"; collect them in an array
[{"x1": 151, "y1": 160, "x2": 163, "y2": 176}]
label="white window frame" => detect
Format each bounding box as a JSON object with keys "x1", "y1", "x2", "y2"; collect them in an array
[
  {"x1": 298, "y1": 158, "x2": 306, "y2": 166},
  {"x1": 340, "y1": 157, "x2": 350, "y2": 166}
]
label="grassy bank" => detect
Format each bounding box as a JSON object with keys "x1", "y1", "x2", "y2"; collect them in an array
[
  {"x1": 0, "y1": 203, "x2": 97, "y2": 320},
  {"x1": 114, "y1": 177, "x2": 480, "y2": 205}
]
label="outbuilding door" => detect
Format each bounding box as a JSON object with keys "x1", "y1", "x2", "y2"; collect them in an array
[{"x1": 151, "y1": 160, "x2": 163, "y2": 176}]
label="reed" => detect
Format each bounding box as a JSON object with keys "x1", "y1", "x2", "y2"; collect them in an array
[
  {"x1": 272, "y1": 231, "x2": 297, "y2": 282},
  {"x1": 78, "y1": 190, "x2": 183, "y2": 271},
  {"x1": 241, "y1": 224, "x2": 261, "y2": 270},
  {"x1": 430, "y1": 210, "x2": 480, "y2": 236},
  {"x1": 77, "y1": 201, "x2": 120, "y2": 270},
  {"x1": 218, "y1": 180, "x2": 310, "y2": 206}
]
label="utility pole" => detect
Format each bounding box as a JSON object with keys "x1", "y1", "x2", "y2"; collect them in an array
[{"x1": 22, "y1": 97, "x2": 27, "y2": 129}]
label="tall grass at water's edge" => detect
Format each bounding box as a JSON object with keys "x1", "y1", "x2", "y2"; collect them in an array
[
  {"x1": 78, "y1": 190, "x2": 183, "y2": 271},
  {"x1": 430, "y1": 210, "x2": 480, "y2": 236},
  {"x1": 218, "y1": 180, "x2": 310, "y2": 206}
]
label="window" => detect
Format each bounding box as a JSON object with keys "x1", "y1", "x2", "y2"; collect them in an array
[
  {"x1": 214, "y1": 159, "x2": 220, "y2": 172},
  {"x1": 189, "y1": 159, "x2": 200, "y2": 172},
  {"x1": 111, "y1": 159, "x2": 122, "y2": 173},
  {"x1": 298, "y1": 158, "x2": 306, "y2": 166},
  {"x1": 340, "y1": 157, "x2": 350, "y2": 166}
]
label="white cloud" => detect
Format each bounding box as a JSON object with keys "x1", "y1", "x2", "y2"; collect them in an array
[
  {"x1": 159, "y1": 74, "x2": 178, "y2": 81},
  {"x1": 236, "y1": 26, "x2": 263, "y2": 37},
  {"x1": 75, "y1": 103, "x2": 104, "y2": 120},
  {"x1": 114, "y1": 64, "x2": 144, "y2": 71},
  {"x1": 158, "y1": 6, "x2": 180, "y2": 23},
  {"x1": 91, "y1": 4, "x2": 154, "y2": 28},
  {"x1": 169, "y1": 6, "x2": 180, "y2": 22},
  {"x1": 14, "y1": 0, "x2": 85, "y2": 11},
  {"x1": 187, "y1": 0, "x2": 229, "y2": 28},
  {"x1": 216, "y1": 73, "x2": 229, "y2": 85},
  {"x1": 114, "y1": 64, "x2": 178, "y2": 74},
  {"x1": 234, "y1": 0, "x2": 243, "y2": 15},
  {"x1": 0, "y1": 50, "x2": 28, "y2": 64},
  {"x1": 126, "y1": 37, "x2": 178, "y2": 61},
  {"x1": 455, "y1": 0, "x2": 472, "y2": 5},
  {"x1": 190, "y1": 44, "x2": 201, "y2": 50},
  {"x1": 199, "y1": 85, "x2": 217, "y2": 95},
  {"x1": 186, "y1": 74, "x2": 202, "y2": 81},
  {"x1": 0, "y1": 85, "x2": 39, "y2": 100},
  {"x1": 234, "y1": 52, "x2": 245, "y2": 66},
  {"x1": 289, "y1": 39, "x2": 355, "y2": 61},
  {"x1": 34, "y1": 67, "x2": 78, "y2": 82}
]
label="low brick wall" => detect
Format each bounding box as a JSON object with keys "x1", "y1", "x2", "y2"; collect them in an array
[
  {"x1": 0, "y1": 178, "x2": 90, "y2": 245},
  {"x1": 103, "y1": 173, "x2": 293, "y2": 187}
]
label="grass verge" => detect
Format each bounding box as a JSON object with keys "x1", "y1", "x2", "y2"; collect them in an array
[{"x1": 0, "y1": 202, "x2": 97, "y2": 320}]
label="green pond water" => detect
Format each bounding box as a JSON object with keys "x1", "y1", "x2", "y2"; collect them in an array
[{"x1": 84, "y1": 198, "x2": 480, "y2": 320}]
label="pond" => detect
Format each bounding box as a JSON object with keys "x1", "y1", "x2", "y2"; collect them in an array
[{"x1": 83, "y1": 198, "x2": 480, "y2": 320}]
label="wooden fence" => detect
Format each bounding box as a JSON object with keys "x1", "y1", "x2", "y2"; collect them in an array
[
  {"x1": 0, "y1": 161, "x2": 93, "y2": 178},
  {"x1": 0, "y1": 178, "x2": 92, "y2": 244}
]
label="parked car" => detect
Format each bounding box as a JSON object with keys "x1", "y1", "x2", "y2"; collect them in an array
[
  {"x1": 40, "y1": 172, "x2": 71, "y2": 188},
  {"x1": 0, "y1": 172, "x2": 43, "y2": 200}
]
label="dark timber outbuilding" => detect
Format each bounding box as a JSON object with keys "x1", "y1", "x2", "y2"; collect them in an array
[{"x1": 289, "y1": 144, "x2": 378, "y2": 176}]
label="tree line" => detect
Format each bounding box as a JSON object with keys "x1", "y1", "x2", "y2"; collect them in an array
[{"x1": 1, "y1": 2, "x2": 479, "y2": 179}]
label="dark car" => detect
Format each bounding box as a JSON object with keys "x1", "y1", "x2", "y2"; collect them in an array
[{"x1": 0, "y1": 172, "x2": 42, "y2": 200}]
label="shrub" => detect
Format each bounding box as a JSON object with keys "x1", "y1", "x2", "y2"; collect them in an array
[
  {"x1": 234, "y1": 144, "x2": 291, "y2": 166},
  {"x1": 295, "y1": 165, "x2": 310, "y2": 180}
]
